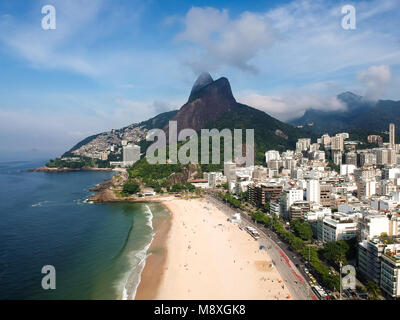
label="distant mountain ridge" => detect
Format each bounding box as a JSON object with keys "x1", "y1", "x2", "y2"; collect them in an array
[{"x1": 290, "y1": 92, "x2": 400, "y2": 134}]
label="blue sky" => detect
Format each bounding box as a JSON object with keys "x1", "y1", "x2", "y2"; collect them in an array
[{"x1": 0, "y1": 0, "x2": 399, "y2": 159}]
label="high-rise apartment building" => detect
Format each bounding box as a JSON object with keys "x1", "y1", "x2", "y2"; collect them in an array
[
  {"x1": 331, "y1": 135, "x2": 344, "y2": 152},
  {"x1": 357, "y1": 180, "x2": 376, "y2": 199},
  {"x1": 306, "y1": 179, "x2": 320, "y2": 204},
  {"x1": 345, "y1": 152, "x2": 357, "y2": 166},
  {"x1": 390, "y1": 123, "x2": 395, "y2": 148},
  {"x1": 333, "y1": 151, "x2": 343, "y2": 166},
  {"x1": 296, "y1": 138, "x2": 311, "y2": 152}
]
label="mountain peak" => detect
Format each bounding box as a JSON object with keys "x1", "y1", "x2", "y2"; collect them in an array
[
  {"x1": 165, "y1": 74, "x2": 237, "y2": 134},
  {"x1": 190, "y1": 72, "x2": 214, "y2": 97},
  {"x1": 337, "y1": 91, "x2": 362, "y2": 103}
]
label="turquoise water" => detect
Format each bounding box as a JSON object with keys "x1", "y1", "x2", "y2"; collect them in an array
[{"x1": 0, "y1": 160, "x2": 169, "y2": 300}]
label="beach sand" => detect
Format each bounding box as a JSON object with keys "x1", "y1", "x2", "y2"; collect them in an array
[{"x1": 136, "y1": 198, "x2": 292, "y2": 300}]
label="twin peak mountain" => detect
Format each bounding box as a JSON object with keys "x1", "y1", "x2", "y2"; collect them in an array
[
  {"x1": 67, "y1": 73, "x2": 306, "y2": 162},
  {"x1": 162, "y1": 72, "x2": 304, "y2": 157}
]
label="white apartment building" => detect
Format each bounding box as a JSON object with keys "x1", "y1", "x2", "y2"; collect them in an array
[
  {"x1": 358, "y1": 214, "x2": 390, "y2": 241},
  {"x1": 383, "y1": 168, "x2": 400, "y2": 180},
  {"x1": 291, "y1": 168, "x2": 303, "y2": 180},
  {"x1": 270, "y1": 200, "x2": 281, "y2": 216},
  {"x1": 281, "y1": 188, "x2": 303, "y2": 219},
  {"x1": 340, "y1": 164, "x2": 356, "y2": 176},
  {"x1": 320, "y1": 213, "x2": 358, "y2": 243},
  {"x1": 357, "y1": 180, "x2": 377, "y2": 200},
  {"x1": 305, "y1": 207, "x2": 332, "y2": 239},
  {"x1": 306, "y1": 179, "x2": 320, "y2": 204},
  {"x1": 331, "y1": 135, "x2": 344, "y2": 152},
  {"x1": 296, "y1": 138, "x2": 311, "y2": 152},
  {"x1": 333, "y1": 151, "x2": 343, "y2": 166},
  {"x1": 265, "y1": 150, "x2": 281, "y2": 163}
]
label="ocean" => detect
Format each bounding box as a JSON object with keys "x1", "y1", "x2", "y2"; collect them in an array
[{"x1": 0, "y1": 160, "x2": 169, "y2": 300}]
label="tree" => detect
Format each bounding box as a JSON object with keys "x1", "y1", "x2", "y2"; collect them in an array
[
  {"x1": 290, "y1": 219, "x2": 313, "y2": 240},
  {"x1": 184, "y1": 183, "x2": 195, "y2": 192},
  {"x1": 366, "y1": 281, "x2": 381, "y2": 300},
  {"x1": 170, "y1": 183, "x2": 183, "y2": 193},
  {"x1": 122, "y1": 181, "x2": 140, "y2": 195},
  {"x1": 264, "y1": 201, "x2": 270, "y2": 213},
  {"x1": 322, "y1": 241, "x2": 349, "y2": 266}
]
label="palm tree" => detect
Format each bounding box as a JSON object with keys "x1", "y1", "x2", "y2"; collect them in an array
[{"x1": 366, "y1": 281, "x2": 381, "y2": 300}]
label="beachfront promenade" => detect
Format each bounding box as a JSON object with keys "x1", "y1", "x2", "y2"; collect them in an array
[{"x1": 205, "y1": 194, "x2": 315, "y2": 300}]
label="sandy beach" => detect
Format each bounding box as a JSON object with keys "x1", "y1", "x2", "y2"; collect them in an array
[{"x1": 136, "y1": 197, "x2": 292, "y2": 300}]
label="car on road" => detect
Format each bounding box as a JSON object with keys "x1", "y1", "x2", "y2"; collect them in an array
[
  {"x1": 343, "y1": 289, "x2": 351, "y2": 298},
  {"x1": 358, "y1": 293, "x2": 368, "y2": 300}
]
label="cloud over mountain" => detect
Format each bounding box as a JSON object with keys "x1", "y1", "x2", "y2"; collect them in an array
[
  {"x1": 175, "y1": 7, "x2": 274, "y2": 74},
  {"x1": 357, "y1": 65, "x2": 392, "y2": 100}
]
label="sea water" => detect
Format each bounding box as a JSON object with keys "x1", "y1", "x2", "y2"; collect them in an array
[{"x1": 0, "y1": 160, "x2": 169, "y2": 300}]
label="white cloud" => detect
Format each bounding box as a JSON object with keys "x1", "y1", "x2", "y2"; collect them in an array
[
  {"x1": 357, "y1": 65, "x2": 392, "y2": 100},
  {"x1": 0, "y1": 0, "x2": 104, "y2": 76},
  {"x1": 172, "y1": 0, "x2": 400, "y2": 85},
  {"x1": 239, "y1": 91, "x2": 345, "y2": 121},
  {"x1": 175, "y1": 7, "x2": 274, "y2": 73}
]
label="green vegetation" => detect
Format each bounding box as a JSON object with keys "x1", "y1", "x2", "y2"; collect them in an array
[
  {"x1": 170, "y1": 183, "x2": 183, "y2": 193},
  {"x1": 46, "y1": 157, "x2": 111, "y2": 169},
  {"x1": 264, "y1": 201, "x2": 270, "y2": 213},
  {"x1": 327, "y1": 160, "x2": 340, "y2": 173},
  {"x1": 379, "y1": 232, "x2": 396, "y2": 244},
  {"x1": 127, "y1": 158, "x2": 184, "y2": 190},
  {"x1": 205, "y1": 103, "x2": 316, "y2": 164},
  {"x1": 185, "y1": 183, "x2": 196, "y2": 192},
  {"x1": 356, "y1": 284, "x2": 367, "y2": 293},
  {"x1": 290, "y1": 219, "x2": 313, "y2": 241},
  {"x1": 219, "y1": 192, "x2": 245, "y2": 210},
  {"x1": 128, "y1": 158, "x2": 183, "y2": 181},
  {"x1": 322, "y1": 241, "x2": 349, "y2": 266},
  {"x1": 321, "y1": 238, "x2": 357, "y2": 267},
  {"x1": 122, "y1": 181, "x2": 140, "y2": 196},
  {"x1": 366, "y1": 281, "x2": 381, "y2": 300}
]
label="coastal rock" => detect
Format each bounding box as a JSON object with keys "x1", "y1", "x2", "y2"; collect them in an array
[{"x1": 167, "y1": 163, "x2": 201, "y2": 185}]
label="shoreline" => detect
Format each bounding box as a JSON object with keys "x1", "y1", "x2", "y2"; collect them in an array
[
  {"x1": 27, "y1": 166, "x2": 118, "y2": 173},
  {"x1": 134, "y1": 203, "x2": 171, "y2": 300}
]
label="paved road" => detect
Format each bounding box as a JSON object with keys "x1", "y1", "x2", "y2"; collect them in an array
[{"x1": 205, "y1": 194, "x2": 316, "y2": 300}]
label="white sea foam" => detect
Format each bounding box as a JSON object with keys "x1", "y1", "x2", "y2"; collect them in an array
[
  {"x1": 121, "y1": 204, "x2": 155, "y2": 300},
  {"x1": 31, "y1": 201, "x2": 50, "y2": 207}
]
